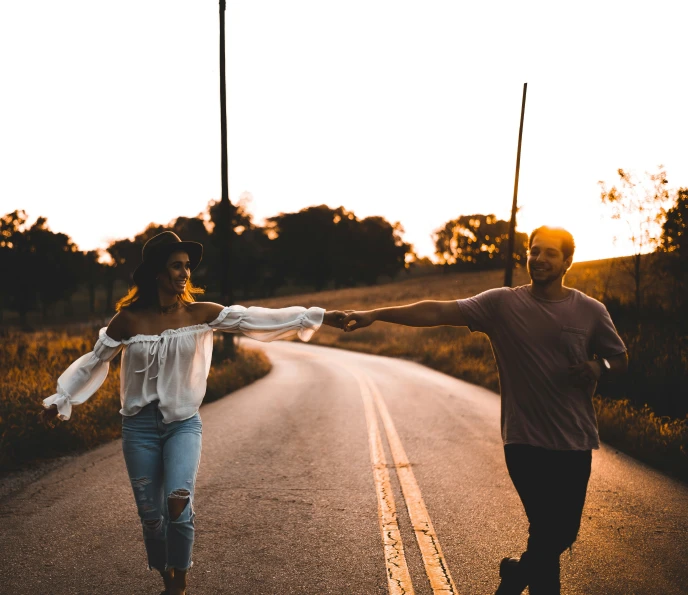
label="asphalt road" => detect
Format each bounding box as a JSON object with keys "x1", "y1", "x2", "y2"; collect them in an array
[{"x1": 1, "y1": 340, "x2": 687, "y2": 595}]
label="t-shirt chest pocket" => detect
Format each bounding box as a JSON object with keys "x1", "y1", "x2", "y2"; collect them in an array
[{"x1": 560, "y1": 325, "x2": 589, "y2": 365}]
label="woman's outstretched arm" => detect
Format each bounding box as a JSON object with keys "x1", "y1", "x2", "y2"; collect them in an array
[
  {"x1": 40, "y1": 318, "x2": 124, "y2": 423},
  {"x1": 201, "y1": 302, "x2": 346, "y2": 342}
]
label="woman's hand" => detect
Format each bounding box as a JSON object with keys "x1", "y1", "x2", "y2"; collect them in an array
[
  {"x1": 342, "y1": 310, "x2": 376, "y2": 332},
  {"x1": 38, "y1": 405, "x2": 59, "y2": 428},
  {"x1": 323, "y1": 310, "x2": 348, "y2": 329}
]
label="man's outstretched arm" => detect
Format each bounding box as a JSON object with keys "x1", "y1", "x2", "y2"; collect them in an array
[{"x1": 343, "y1": 300, "x2": 467, "y2": 332}]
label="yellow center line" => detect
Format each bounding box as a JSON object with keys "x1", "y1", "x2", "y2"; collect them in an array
[
  {"x1": 353, "y1": 370, "x2": 416, "y2": 595},
  {"x1": 367, "y1": 374, "x2": 460, "y2": 595}
]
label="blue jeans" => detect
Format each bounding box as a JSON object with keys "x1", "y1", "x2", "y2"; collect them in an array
[{"x1": 121, "y1": 401, "x2": 202, "y2": 572}]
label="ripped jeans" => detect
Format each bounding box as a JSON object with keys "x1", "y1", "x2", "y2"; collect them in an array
[{"x1": 122, "y1": 401, "x2": 202, "y2": 572}]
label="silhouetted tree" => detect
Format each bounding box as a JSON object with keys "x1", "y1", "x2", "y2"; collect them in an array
[
  {"x1": 31, "y1": 219, "x2": 82, "y2": 320},
  {"x1": 434, "y1": 214, "x2": 527, "y2": 270},
  {"x1": 349, "y1": 217, "x2": 409, "y2": 285},
  {"x1": 207, "y1": 198, "x2": 278, "y2": 298},
  {"x1": 81, "y1": 250, "x2": 105, "y2": 315},
  {"x1": 660, "y1": 187, "x2": 688, "y2": 311},
  {"x1": 0, "y1": 211, "x2": 81, "y2": 326},
  {"x1": 103, "y1": 262, "x2": 118, "y2": 313},
  {"x1": 233, "y1": 227, "x2": 279, "y2": 297},
  {"x1": 171, "y1": 216, "x2": 210, "y2": 246},
  {"x1": 661, "y1": 188, "x2": 688, "y2": 265},
  {"x1": 267, "y1": 205, "x2": 338, "y2": 291},
  {"x1": 0, "y1": 211, "x2": 35, "y2": 326},
  {"x1": 599, "y1": 166, "x2": 671, "y2": 314},
  {"x1": 107, "y1": 237, "x2": 142, "y2": 290},
  {"x1": 206, "y1": 198, "x2": 255, "y2": 296},
  {"x1": 267, "y1": 205, "x2": 411, "y2": 290}
]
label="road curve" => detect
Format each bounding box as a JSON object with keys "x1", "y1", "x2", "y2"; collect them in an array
[{"x1": 1, "y1": 340, "x2": 687, "y2": 595}]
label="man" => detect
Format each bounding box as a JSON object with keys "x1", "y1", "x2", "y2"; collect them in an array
[{"x1": 342, "y1": 226, "x2": 628, "y2": 595}]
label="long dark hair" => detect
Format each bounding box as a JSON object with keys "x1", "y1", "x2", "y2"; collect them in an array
[{"x1": 115, "y1": 267, "x2": 204, "y2": 312}]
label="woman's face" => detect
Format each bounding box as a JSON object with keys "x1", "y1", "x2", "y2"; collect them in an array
[{"x1": 158, "y1": 250, "x2": 191, "y2": 295}]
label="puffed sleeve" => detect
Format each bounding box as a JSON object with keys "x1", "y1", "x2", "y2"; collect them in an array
[
  {"x1": 43, "y1": 328, "x2": 123, "y2": 421},
  {"x1": 208, "y1": 305, "x2": 325, "y2": 342}
]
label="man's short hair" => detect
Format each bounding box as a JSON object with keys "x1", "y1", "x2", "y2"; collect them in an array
[{"x1": 529, "y1": 226, "x2": 575, "y2": 260}]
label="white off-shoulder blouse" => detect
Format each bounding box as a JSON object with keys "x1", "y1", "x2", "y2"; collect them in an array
[{"x1": 43, "y1": 305, "x2": 324, "y2": 423}]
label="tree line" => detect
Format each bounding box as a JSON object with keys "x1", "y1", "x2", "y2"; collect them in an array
[
  {"x1": 595, "y1": 168, "x2": 688, "y2": 418},
  {"x1": 0, "y1": 198, "x2": 527, "y2": 327},
  {"x1": 2, "y1": 177, "x2": 687, "y2": 419},
  {"x1": 3, "y1": 176, "x2": 686, "y2": 332}
]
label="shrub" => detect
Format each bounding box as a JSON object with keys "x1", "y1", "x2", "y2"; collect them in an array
[
  {"x1": 0, "y1": 329, "x2": 271, "y2": 471},
  {"x1": 594, "y1": 396, "x2": 688, "y2": 481}
]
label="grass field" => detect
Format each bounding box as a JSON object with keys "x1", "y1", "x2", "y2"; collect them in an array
[
  {"x1": 0, "y1": 330, "x2": 270, "y2": 471},
  {"x1": 244, "y1": 259, "x2": 688, "y2": 482},
  {"x1": 2, "y1": 257, "x2": 685, "y2": 480}
]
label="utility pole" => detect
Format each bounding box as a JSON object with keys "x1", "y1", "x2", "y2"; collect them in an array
[
  {"x1": 504, "y1": 82, "x2": 527, "y2": 287},
  {"x1": 218, "y1": 0, "x2": 236, "y2": 356},
  {"x1": 219, "y1": 0, "x2": 230, "y2": 215}
]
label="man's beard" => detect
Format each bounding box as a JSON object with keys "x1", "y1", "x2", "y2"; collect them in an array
[{"x1": 528, "y1": 266, "x2": 563, "y2": 286}]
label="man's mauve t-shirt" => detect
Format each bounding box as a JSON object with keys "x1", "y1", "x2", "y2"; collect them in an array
[{"x1": 457, "y1": 286, "x2": 626, "y2": 451}]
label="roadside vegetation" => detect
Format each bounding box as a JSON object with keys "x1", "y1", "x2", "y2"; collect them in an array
[
  {"x1": 0, "y1": 329, "x2": 270, "y2": 472},
  {"x1": 245, "y1": 261, "x2": 688, "y2": 483},
  {"x1": 3, "y1": 183, "x2": 686, "y2": 480}
]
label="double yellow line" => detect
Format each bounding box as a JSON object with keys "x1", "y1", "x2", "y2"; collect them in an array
[{"x1": 352, "y1": 369, "x2": 459, "y2": 595}]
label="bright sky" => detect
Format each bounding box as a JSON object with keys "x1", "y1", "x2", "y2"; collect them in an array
[{"x1": 1, "y1": 1, "x2": 686, "y2": 263}]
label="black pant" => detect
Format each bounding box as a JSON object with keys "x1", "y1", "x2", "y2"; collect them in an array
[{"x1": 502, "y1": 444, "x2": 592, "y2": 595}]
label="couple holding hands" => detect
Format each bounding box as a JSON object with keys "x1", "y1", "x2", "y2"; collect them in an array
[{"x1": 42, "y1": 227, "x2": 627, "y2": 595}]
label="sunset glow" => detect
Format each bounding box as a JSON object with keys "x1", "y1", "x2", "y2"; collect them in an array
[{"x1": 1, "y1": 1, "x2": 686, "y2": 264}]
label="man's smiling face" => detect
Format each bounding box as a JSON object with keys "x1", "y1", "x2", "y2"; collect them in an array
[{"x1": 527, "y1": 232, "x2": 572, "y2": 286}]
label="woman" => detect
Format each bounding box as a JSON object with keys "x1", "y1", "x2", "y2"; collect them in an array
[{"x1": 41, "y1": 231, "x2": 344, "y2": 595}]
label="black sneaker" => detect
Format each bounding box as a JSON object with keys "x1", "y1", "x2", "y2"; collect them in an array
[
  {"x1": 500, "y1": 557, "x2": 520, "y2": 578},
  {"x1": 495, "y1": 557, "x2": 526, "y2": 595}
]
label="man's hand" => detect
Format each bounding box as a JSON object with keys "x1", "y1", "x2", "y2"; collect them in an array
[
  {"x1": 323, "y1": 310, "x2": 348, "y2": 329},
  {"x1": 38, "y1": 405, "x2": 59, "y2": 428},
  {"x1": 568, "y1": 360, "x2": 603, "y2": 389},
  {"x1": 342, "y1": 311, "x2": 376, "y2": 332}
]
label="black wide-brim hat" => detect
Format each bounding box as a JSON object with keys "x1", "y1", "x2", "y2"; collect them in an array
[{"x1": 132, "y1": 231, "x2": 203, "y2": 286}]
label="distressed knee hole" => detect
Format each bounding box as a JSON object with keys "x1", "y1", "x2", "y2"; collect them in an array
[
  {"x1": 168, "y1": 489, "x2": 191, "y2": 521},
  {"x1": 131, "y1": 476, "x2": 152, "y2": 491},
  {"x1": 169, "y1": 488, "x2": 190, "y2": 499}
]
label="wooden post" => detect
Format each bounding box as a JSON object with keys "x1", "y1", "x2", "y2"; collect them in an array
[
  {"x1": 219, "y1": 0, "x2": 229, "y2": 210},
  {"x1": 504, "y1": 83, "x2": 527, "y2": 287},
  {"x1": 218, "y1": 0, "x2": 236, "y2": 357}
]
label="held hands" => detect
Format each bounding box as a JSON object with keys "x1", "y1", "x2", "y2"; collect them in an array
[
  {"x1": 322, "y1": 310, "x2": 376, "y2": 332},
  {"x1": 323, "y1": 310, "x2": 348, "y2": 329},
  {"x1": 568, "y1": 360, "x2": 603, "y2": 389},
  {"x1": 341, "y1": 311, "x2": 375, "y2": 332}
]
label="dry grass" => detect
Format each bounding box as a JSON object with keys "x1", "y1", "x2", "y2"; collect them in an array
[
  {"x1": 0, "y1": 329, "x2": 271, "y2": 471},
  {"x1": 594, "y1": 396, "x2": 688, "y2": 478},
  {"x1": 3, "y1": 258, "x2": 685, "y2": 479},
  {"x1": 244, "y1": 260, "x2": 687, "y2": 481}
]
